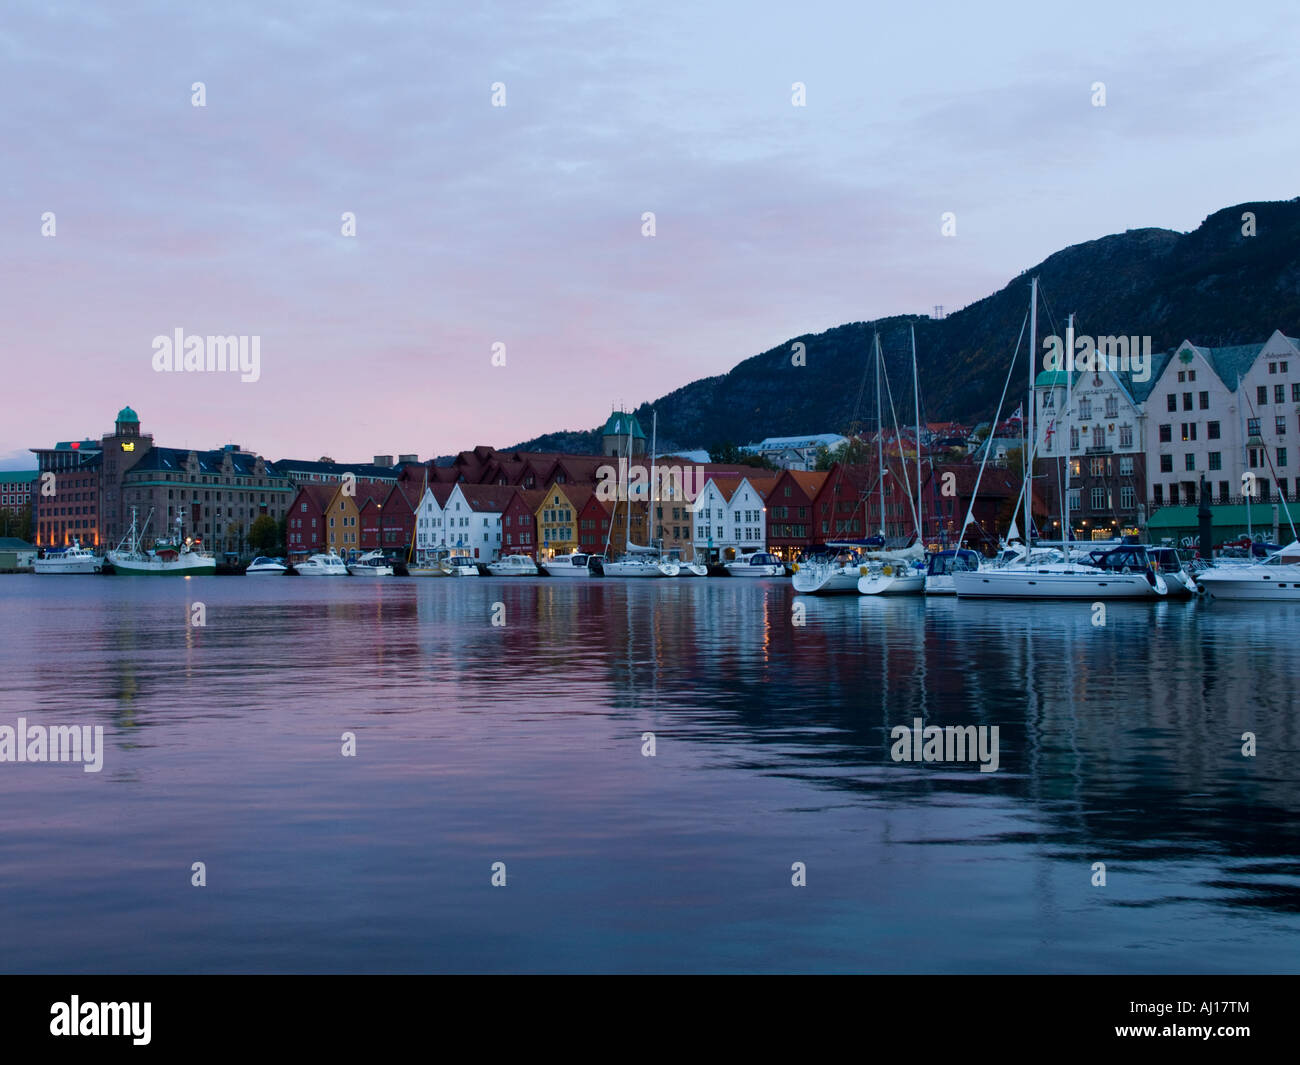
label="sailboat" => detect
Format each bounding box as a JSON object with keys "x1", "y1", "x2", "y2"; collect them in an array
[
  {"x1": 952, "y1": 283, "x2": 1166, "y2": 599},
  {"x1": 602, "y1": 410, "x2": 679, "y2": 578},
  {"x1": 107, "y1": 507, "x2": 216, "y2": 575},
  {"x1": 860, "y1": 325, "x2": 927, "y2": 595}
]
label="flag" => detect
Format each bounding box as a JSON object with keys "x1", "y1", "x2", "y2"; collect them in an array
[{"x1": 1011, "y1": 403, "x2": 1023, "y2": 421}]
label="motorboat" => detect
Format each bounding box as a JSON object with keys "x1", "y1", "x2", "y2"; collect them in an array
[
  {"x1": 952, "y1": 544, "x2": 1168, "y2": 599},
  {"x1": 347, "y1": 550, "x2": 393, "y2": 577},
  {"x1": 540, "y1": 551, "x2": 593, "y2": 577},
  {"x1": 440, "y1": 555, "x2": 480, "y2": 577},
  {"x1": 1197, "y1": 542, "x2": 1300, "y2": 600},
  {"x1": 245, "y1": 556, "x2": 287, "y2": 575},
  {"x1": 34, "y1": 540, "x2": 103, "y2": 574},
  {"x1": 923, "y1": 549, "x2": 982, "y2": 595},
  {"x1": 488, "y1": 554, "x2": 539, "y2": 576},
  {"x1": 294, "y1": 550, "x2": 349, "y2": 576},
  {"x1": 724, "y1": 552, "x2": 785, "y2": 578}
]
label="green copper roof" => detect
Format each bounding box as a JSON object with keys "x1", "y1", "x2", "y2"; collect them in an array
[
  {"x1": 602, "y1": 411, "x2": 646, "y2": 439},
  {"x1": 116, "y1": 405, "x2": 139, "y2": 423},
  {"x1": 1035, "y1": 371, "x2": 1068, "y2": 387}
]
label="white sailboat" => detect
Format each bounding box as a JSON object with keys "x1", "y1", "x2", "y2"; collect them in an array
[
  {"x1": 952, "y1": 288, "x2": 1165, "y2": 599},
  {"x1": 861, "y1": 325, "x2": 927, "y2": 596}
]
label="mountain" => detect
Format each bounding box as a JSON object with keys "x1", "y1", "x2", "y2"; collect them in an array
[{"x1": 511, "y1": 199, "x2": 1300, "y2": 453}]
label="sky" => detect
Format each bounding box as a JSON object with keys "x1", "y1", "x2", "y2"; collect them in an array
[{"x1": 3, "y1": 0, "x2": 1298, "y2": 469}]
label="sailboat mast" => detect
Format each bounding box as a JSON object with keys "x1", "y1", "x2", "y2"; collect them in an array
[
  {"x1": 1026, "y1": 276, "x2": 1037, "y2": 545},
  {"x1": 1063, "y1": 313, "x2": 1074, "y2": 552},
  {"x1": 626, "y1": 414, "x2": 633, "y2": 553},
  {"x1": 1240, "y1": 374, "x2": 1252, "y2": 541},
  {"x1": 650, "y1": 410, "x2": 657, "y2": 551},
  {"x1": 911, "y1": 323, "x2": 922, "y2": 541},
  {"x1": 875, "y1": 334, "x2": 885, "y2": 538}
]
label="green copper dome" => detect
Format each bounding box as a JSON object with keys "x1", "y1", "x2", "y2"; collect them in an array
[
  {"x1": 116, "y1": 405, "x2": 139, "y2": 424},
  {"x1": 602, "y1": 411, "x2": 646, "y2": 439}
]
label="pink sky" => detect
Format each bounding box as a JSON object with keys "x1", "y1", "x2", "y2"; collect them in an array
[{"x1": 4, "y1": 0, "x2": 1299, "y2": 468}]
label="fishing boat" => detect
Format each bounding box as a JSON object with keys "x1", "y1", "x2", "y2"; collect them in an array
[
  {"x1": 1197, "y1": 542, "x2": 1300, "y2": 599},
  {"x1": 107, "y1": 509, "x2": 216, "y2": 576},
  {"x1": 724, "y1": 552, "x2": 785, "y2": 577},
  {"x1": 923, "y1": 549, "x2": 982, "y2": 595},
  {"x1": 245, "y1": 556, "x2": 287, "y2": 575},
  {"x1": 439, "y1": 555, "x2": 480, "y2": 576},
  {"x1": 294, "y1": 550, "x2": 349, "y2": 576},
  {"x1": 34, "y1": 540, "x2": 103, "y2": 574},
  {"x1": 347, "y1": 550, "x2": 394, "y2": 577},
  {"x1": 487, "y1": 554, "x2": 539, "y2": 576},
  {"x1": 540, "y1": 551, "x2": 593, "y2": 577}
]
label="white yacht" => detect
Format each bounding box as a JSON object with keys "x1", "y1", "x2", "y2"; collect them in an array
[
  {"x1": 725, "y1": 552, "x2": 785, "y2": 578},
  {"x1": 953, "y1": 544, "x2": 1168, "y2": 599},
  {"x1": 34, "y1": 540, "x2": 103, "y2": 574},
  {"x1": 541, "y1": 552, "x2": 593, "y2": 577},
  {"x1": 602, "y1": 552, "x2": 680, "y2": 578},
  {"x1": 1197, "y1": 543, "x2": 1300, "y2": 599},
  {"x1": 245, "y1": 556, "x2": 287, "y2": 575},
  {"x1": 294, "y1": 550, "x2": 349, "y2": 576},
  {"x1": 440, "y1": 555, "x2": 480, "y2": 577},
  {"x1": 1147, "y1": 547, "x2": 1199, "y2": 597},
  {"x1": 347, "y1": 551, "x2": 393, "y2": 577},
  {"x1": 487, "y1": 554, "x2": 539, "y2": 576}
]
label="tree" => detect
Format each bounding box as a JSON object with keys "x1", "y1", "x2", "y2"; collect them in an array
[
  {"x1": 248, "y1": 514, "x2": 280, "y2": 555},
  {"x1": 828, "y1": 438, "x2": 873, "y2": 466},
  {"x1": 709, "y1": 442, "x2": 778, "y2": 470}
]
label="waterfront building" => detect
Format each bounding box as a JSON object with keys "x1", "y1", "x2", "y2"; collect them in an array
[
  {"x1": 414, "y1": 483, "x2": 456, "y2": 557},
  {"x1": 445, "y1": 484, "x2": 514, "y2": 560},
  {"x1": 0, "y1": 537, "x2": 36, "y2": 569},
  {"x1": 578, "y1": 494, "x2": 613, "y2": 554},
  {"x1": 30, "y1": 437, "x2": 103, "y2": 548},
  {"x1": 286, "y1": 485, "x2": 337, "y2": 559},
  {"x1": 535, "y1": 484, "x2": 591, "y2": 559},
  {"x1": 323, "y1": 482, "x2": 364, "y2": 555},
  {"x1": 764, "y1": 470, "x2": 828, "y2": 559},
  {"x1": 500, "y1": 488, "x2": 545, "y2": 556}
]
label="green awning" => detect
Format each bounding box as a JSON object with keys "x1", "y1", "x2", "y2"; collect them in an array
[{"x1": 1146, "y1": 501, "x2": 1300, "y2": 531}]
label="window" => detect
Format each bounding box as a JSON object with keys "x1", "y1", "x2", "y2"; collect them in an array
[
  {"x1": 1070, "y1": 428, "x2": 1079, "y2": 451},
  {"x1": 1277, "y1": 385, "x2": 1287, "y2": 404},
  {"x1": 1199, "y1": 391, "x2": 1209, "y2": 410},
  {"x1": 1153, "y1": 484, "x2": 1164, "y2": 504},
  {"x1": 1270, "y1": 362, "x2": 1277, "y2": 374},
  {"x1": 1185, "y1": 454, "x2": 1196, "y2": 471},
  {"x1": 1090, "y1": 457, "x2": 1105, "y2": 477},
  {"x1": 1207, "y1": 421, "x2": 1220, "y2": 440},
  {"x1": 1120, "y1": 486, "x2": 1135, "y2": 509},
  {"x1": 1119, "y1": 456, "x2": 1134, "y2": 476},
  {"x1": 1248, "y1": 418, "x2": 1261, "y2": 437},
  {"x1": 1119, "y1": 426, "x2": 1133, "y2": 448},
  {"x1": 1279, "y1": 448, "x2": 1288, "y2": 468},
  {"x1": 1181, "y1": 423, "x2": 1197, "y2": 441},
  {"x1": 1183, "y1": 392, "x2": 1193, "y2": 411},
  {"x1": 1167, "y1": 394, "x2": 1177, "y2": 413},
  {"x1": 1160, "y1": 455, "x2": 1173, "y2": 473},
  {"x1": 1279, "y1": 416, "x2": 1288, "y2": 436},
  {"x1": 1177, "y1": 371, "x2": 1185, "y2": 383},
  {"x1": 1068, "y1": 489, "x2": 1081, "y2": 511},
  {"x1": 1258, "y1": 385, "x2": 1268, "y2": 406},
  {"x1": 1169, "y1": 484, "x2": 1180, "y2": 505},
  {"x1": 1092, "y1": 427, "x2": 1105, "y2": 448},
  {"x1": 1219, "y1": 481, "x2": 1230, "y2": 502},
  {"x1": 1208, "y1": 452, "x2": 1221, "y2": 471},
  {"x1": 1091, "y1": 486, "x2": 1106, "y2": 510},
  {"x1": 1293, "y1": 383, "x2": 1300, "y2": 402},
  {"x1": 1079, "y1": 398, "x2": 1092, "y2": 419},
  {"x1": 1158, "y1": 424, "x2": 1172, "y2": 443},
  {"x1": 1105, "y1": 396, "x2": 1118, "y2": 418},
  {"x1": 1189, "y1": 370, "x2": 1196, "y2": 381}
]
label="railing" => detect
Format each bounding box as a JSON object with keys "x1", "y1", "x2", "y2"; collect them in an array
[{"x1": 1148, "y1": 494, "x2": 1300, "y2": 515}]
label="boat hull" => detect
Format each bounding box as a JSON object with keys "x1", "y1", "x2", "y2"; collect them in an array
[
  {"x1": 858, "y1": 571, "x2": 926, "y2": 595},
  {"x1": 107, "y1": 553, "x2": 216, "y2": 576},
  {"x1": 792, "y1": 566, "x2": 860, "y2": 595},
  {"x1": 1198, "y1": 568, "x2": 1300, "y2": 600},
  {"x1": 602, "y1": 561, "x2": 679, "y2": 577},
  {"x1": 34, "y1": 557, "x2": 102, "y2": 574},
  {"x1": 487, "y1": 559, "x2": 539, "y2": 576},
  {"x1": 952, "y1": 568, "x2": 1165, "y2": 599},
  {"x1": 726, "y1": 565, "x2": 785, "y2": 578}
]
